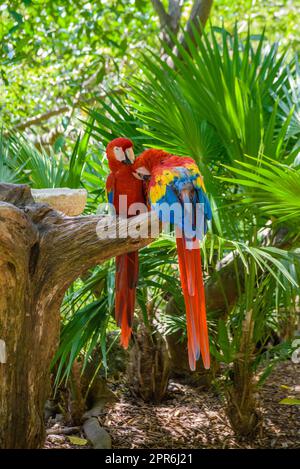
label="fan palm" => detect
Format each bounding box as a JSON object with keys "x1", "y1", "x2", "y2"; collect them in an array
[
  {"x1": 129, "y1": 26, "x2": 292, "y2": 169},
  {"x1": 220, "y1": 155, "x2": 300, "y2": 225},
  {"x1": 3, "y1": 126, "x2": 93, "y2": 190},
  {"x1": 123, "y1": 23, "x2": 299, "y2": 434},
  {"x1": 80, "y1": 23, "x2": 300, "y2": 432},
  {"x1": 52, "y1": 237, "x2": 181, "y2": 392},
  {"x1": 0, "y1": 131, "x2": 25, "y2": 183}
]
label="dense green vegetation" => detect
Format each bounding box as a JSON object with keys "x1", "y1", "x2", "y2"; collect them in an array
[
  {"x1": 1, "y1": 0, "x2": 300, "y2": 444},
  {"x1": 1, "y1": 1, "x2": 299, "y2": 129}
]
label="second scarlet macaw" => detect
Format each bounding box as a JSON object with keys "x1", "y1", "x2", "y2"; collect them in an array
[
  {"x1": 133, "y1": 149, "x2": 212, "y2": 370},
  {"x1": 106, "y1": 138, "x2": 144, "y2": 348}
]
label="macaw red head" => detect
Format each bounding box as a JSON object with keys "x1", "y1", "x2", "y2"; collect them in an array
[
  {"x1": 133, "y1": 149, "x2": 169, "y2": 180},
  {"x1": 106, "y1": 137, "x2": 135, "y2": 171}
]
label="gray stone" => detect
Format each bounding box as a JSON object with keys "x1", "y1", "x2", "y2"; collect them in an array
[
  {"x1": 83, "y1": 417, "x2": 112, "y2": 449},
  {"x1": 31, "y1": 188, "x2": 87, "y2": 216},
  {"x1": 83, "y1": 400, "x2": 106, "y2": 420}
]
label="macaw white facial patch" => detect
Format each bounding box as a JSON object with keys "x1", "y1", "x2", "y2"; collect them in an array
[{"x1": 113, "y1": 146, "x2": 126, "y2": 162}]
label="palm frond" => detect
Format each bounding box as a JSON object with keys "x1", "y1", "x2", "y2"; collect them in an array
[
  {"x1": 84, "y1": 93, "x2": 152, "y2": 154},
  {"x1": 220, "y1": 155, "x2": 300, "y2": 224},
  {"x1": 0, "y1": 131, "x2": 25, "y2": 183},
  {"x1": 128, "y1": 24, "x2": 291, "y2": 183}
]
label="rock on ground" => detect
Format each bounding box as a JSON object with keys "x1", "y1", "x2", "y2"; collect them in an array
[{"x1": 83, "y1": 417, "x2": 112, "y2": 449}]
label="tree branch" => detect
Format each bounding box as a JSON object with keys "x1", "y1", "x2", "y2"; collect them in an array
[
  {"x1": 0, "y1": 183, "x2": 158, "y2": 297},
  {"x1": 188, "y1": 0, "x2": 213, "y2": 30},
  {"x1": 151, "y1": 0, "x2": 183, "y2": 51},
  {"x1": 151, "y1": 0, "x2": 171, "y2": 28},
  {"x1": 180, "y1": 0, "x2": 214, "y2": 51},
  {"x1": 151, "y1": 1, "x2": 213, "y2": 62},
  {"x1": 39, "y1": 211, "x2": 157, "y2": 293},
  {"x1": 0, "y1": 183, "x2": 34, "y2": 206},
  {"x1": 168, "y1": 0, "x2": 183, "y2": 34},
  {"x1": 12, "y1": 107, "x2": 70, "y2": 132},
  {"x1": 11, "y1": 94, "x2": 103, "y2": 133}
]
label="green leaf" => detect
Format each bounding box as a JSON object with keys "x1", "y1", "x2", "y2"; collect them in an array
[
  {"x1": 279, "y1": 398, "x2": 300, "y2": 405},
  {"x1": 9, "y1": 10, "x2": 23, "y2": 24},
  {"x1": 68, "y1": 436, "x2": 88, "y2": 446}
]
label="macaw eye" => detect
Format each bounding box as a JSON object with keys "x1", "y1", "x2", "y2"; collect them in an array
[
  {"x1": 125, "y1": 147, "x2": 135, "y2": 163},
  {"x1": 113, "y1": 147, "x2": 126, "y2": 161}
]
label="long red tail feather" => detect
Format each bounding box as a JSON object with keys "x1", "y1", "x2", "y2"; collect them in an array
[
  {"x1": 115, "y1": 252, "x2": 139, "y2": 349},
  {"x1": 194, "y1": 246, "x2": 210, "y2": 369},
  {"x1": 176, "y1": 231, "x2": 210, "y2": 370},
  {"x1": 176, "y1": 236, "x2": 198, "y2": 370}
]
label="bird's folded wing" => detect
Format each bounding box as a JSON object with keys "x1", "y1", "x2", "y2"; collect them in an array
[
  {"x1": 148, "y1": 163, "x2": 212, "y2": 233},
  {"x1": 106, "y1": 172, "x2": 115, "y2": 205}
]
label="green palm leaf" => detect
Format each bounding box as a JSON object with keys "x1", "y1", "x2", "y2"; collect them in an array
[{"x1": 220, "y1": 155, "x2": 300, "y2": 224}]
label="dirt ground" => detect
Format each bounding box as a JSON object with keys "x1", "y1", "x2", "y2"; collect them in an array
[{"x1": 45, "y1": 361, "x2": 300, "y2": 449}]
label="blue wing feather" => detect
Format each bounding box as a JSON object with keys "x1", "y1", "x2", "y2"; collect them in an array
[
  {"x1": 106, "y1": 173, "x2": 115, "y2": 206},
  {"x1": 150, "y1": 166, "x2": 212, "y2": 239},
  {"x1": 108, "y1": 190, "x2": 114, "y2": 205}
]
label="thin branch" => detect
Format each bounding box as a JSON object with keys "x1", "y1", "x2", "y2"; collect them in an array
[
  {"x1": 181, "y1": 0, "x2": 213, "y2": 48},
  {"x1": 168, "y1": 0, "x2": 183, "y2": 34},
  {"x1": 151, "y1": 0, "x2": 171, "y2": 28},
  {"x1": 11, "y1": 94, "x2": 103, "y2": 133},
  {"x1": 12, "y1": 107, "x2": 70, "y2": 132},
  {"x1": 188, "y1": 0, "x2": 213, "y2": 29},
  {"x1": 151, "y1": 0, "x2": 183, "y2": 51}
]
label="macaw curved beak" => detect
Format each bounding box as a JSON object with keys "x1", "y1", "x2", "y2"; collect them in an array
[
  {"x1": 133, "y1": 166, "x2": 151, "y2": 181},
  {"x1": 124, "y1": 154, "x2": 132, "y2": 165},
  {"x1": 124, "y1": 147, "x2": 135, "y2": 165}
]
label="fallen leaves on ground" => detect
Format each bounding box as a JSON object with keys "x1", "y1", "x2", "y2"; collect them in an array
[{"x1": 45, "y1": 361, "x2": 300, "y2": 449}]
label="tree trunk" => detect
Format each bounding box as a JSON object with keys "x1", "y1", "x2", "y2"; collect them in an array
[
  {"x1": 151, "y1": 0, "x2": 214, "y2": 56},
  {"x1": 0, "y1": 183, "x2": 155, "y2": 448},
  {"x1": 127, "y1": 324, "x2": 170, "y2": 403},
  {"x1": 225, "y1": 310, "x2": 261, "y2": 438}
]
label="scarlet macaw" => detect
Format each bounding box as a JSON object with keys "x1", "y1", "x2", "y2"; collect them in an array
[
  {"x1": 105, "y1": 138, "x2": 144, "y2": 348},
  {"x1": 133, "y1": 149, "x2": 212, "y2": 370}
]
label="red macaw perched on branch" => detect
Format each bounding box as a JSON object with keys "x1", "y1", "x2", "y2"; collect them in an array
[
  {"x1": 133, "y1": 149, "x2": 212, "y2": 370},
  {"x1": 105, "y1": 138, "x2": 144, "y2": 348}
]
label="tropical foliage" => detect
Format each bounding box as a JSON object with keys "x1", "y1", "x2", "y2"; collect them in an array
[
  {"x1": 1, "y1": 0, "x2": 300, "y2": 441},
  {"x1": 85, "y1": 22, "x2": 300, "y2": 432}
]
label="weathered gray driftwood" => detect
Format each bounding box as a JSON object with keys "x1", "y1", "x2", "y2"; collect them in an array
[{"x1": 0, "y1": 183, "x2": 155, "y2": 449}]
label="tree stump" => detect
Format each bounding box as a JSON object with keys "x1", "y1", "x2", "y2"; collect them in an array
[{"x1": 0, "y1": 183, "x2": 155, "y2": 448}]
